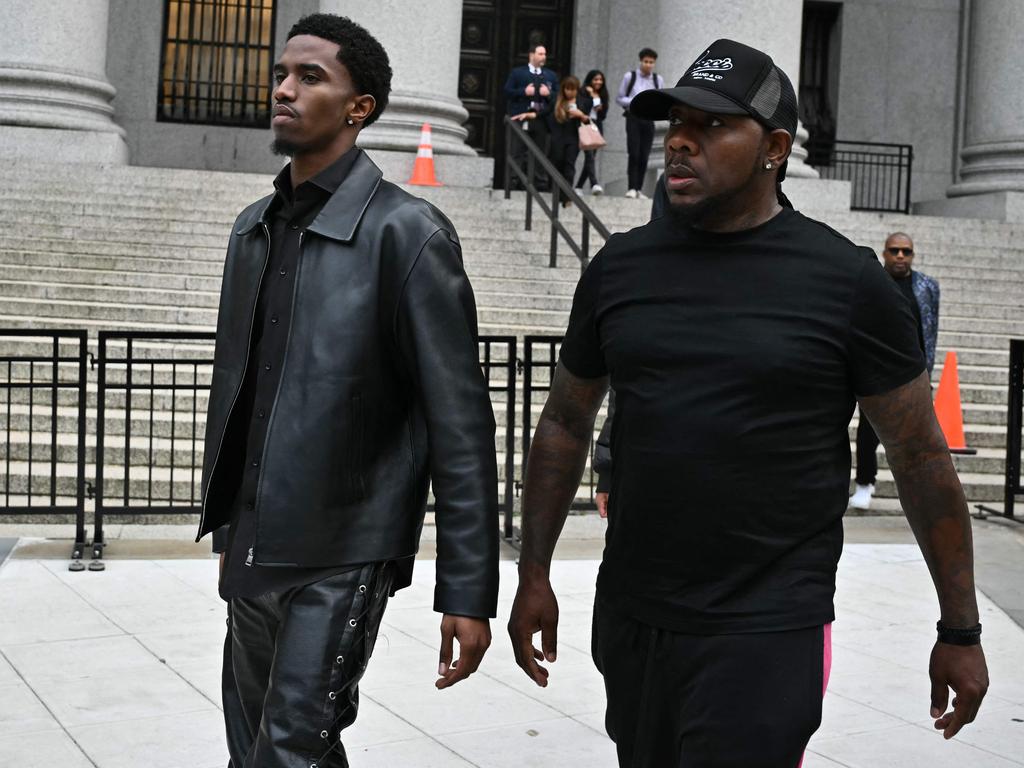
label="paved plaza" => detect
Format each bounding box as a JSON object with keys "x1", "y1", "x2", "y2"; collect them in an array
[{"x1": 1, "y1": 517, "x2": 1023, "y2": 768}]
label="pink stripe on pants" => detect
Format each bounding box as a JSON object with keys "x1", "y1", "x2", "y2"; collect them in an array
[{"x1": 797, "y1": 623, "x2": 832, "y2": 768}]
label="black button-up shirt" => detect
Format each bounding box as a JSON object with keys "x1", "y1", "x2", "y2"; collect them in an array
[{"x1": 219, "y1": 149, "x2": 361, "y2": 600}]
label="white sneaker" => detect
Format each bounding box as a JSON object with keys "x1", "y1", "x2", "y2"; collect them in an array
[
  {"x1": 636, "y1": 190, "x2": 649, "y2": 200},
  {"x1": 849, "y1": 483, "x2": 874, "y2": 510},
  {"x1": 592, "y1": 184, "x2": 604, "y2": 196},
  {"x1": 624, "y1": 189, "x2": 638, "y2": 199}
]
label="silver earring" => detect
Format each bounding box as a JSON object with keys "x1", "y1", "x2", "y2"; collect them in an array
[
  {"x1": 346, "y1": 117, "x2": 355, "y2": 125},
  {"x1": 765, "y1": 161, "x2": 773, "y2": 170}
]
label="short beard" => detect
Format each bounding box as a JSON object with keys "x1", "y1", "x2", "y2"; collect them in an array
[
  {"x1": 270, "y1": 137, "x2": 301, "y2": 157},
  {"x1": 666, "y1": 187, "x2": 743, "y2": 228},
  {"x1": 665, "y1": 154, "x2": 762, "y2": 229}
]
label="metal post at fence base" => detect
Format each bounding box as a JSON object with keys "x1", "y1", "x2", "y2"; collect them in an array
[
  {"x1": 1004, "y1": 340, "x2": 1023, "y2": 520},
  {"x1": 549, "y1": 186, "x2": 559, "y2": 268},
  {"x1": 976, "y1": 338, "x2": 1024, "y2": 522},
  {"x1": 504, "y1": 125, "x2": 512, "y2": 200},
  {"x1": 72, "y1": 332, "x2": 88, "y2": 566},
  {"x1": 92, "y1": 333, "x2": 109, "y2": 569},
  {"x1": 526, "y1": 152, "x2": 534, "y2": 232},
  {"x1": 504, "y1": 338, "x2": 518, "y2": 542}
]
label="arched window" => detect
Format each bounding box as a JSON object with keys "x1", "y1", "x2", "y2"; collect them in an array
[{"x1": 158, "y1": 0, "x2": 276, "y2": 127}]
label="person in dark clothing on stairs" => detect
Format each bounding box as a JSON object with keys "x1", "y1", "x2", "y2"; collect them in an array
[{"x1": 850, "y1": 231, "x2": 940, "y2": 509}]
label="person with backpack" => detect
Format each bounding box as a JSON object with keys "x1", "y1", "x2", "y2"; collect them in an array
[{"x1": 616, "y1": 47, "x2": 664, "y2": 199}]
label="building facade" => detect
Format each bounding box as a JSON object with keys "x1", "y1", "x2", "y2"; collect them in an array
[{"x1": 1, "y1": 0, "x2": 1021, "y2": 213}]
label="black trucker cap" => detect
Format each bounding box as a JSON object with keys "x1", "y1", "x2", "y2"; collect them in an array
[{"x1": 630, "y1": 39, "x2": 798, "y2": 137}]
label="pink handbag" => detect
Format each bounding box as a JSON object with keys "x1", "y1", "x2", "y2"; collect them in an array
[{"x1": 578, "y1": 122, "x2": 606, "y2": 151}]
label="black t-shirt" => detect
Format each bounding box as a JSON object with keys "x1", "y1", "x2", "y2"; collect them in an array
[{"x1": 559, "y1": 208, "x2": 924, "y2": 634}]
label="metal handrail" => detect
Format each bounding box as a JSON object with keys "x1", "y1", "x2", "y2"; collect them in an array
[
  {"x1": 805, "y1": 138, "x2": 914, "y2": 214},
  {"x1": 503, "y1": 115, "x2": 612, "y2": 273}
]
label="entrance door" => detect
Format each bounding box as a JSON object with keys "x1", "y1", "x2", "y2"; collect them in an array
[
  {"x1": 458, "y1": 0, "x2": 575, "y2": 187},
  {"x1": 799, "y1": 1, "x2": 842, "y2": 165}
]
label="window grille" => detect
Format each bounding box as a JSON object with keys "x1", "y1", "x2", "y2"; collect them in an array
[{"x1": 158, "y1": 0, "x2": 276, "y2": 127}]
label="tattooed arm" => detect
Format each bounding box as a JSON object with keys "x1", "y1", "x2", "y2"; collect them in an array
[
  {"x1": 858, "y1": 371, "x2": 989, "y2": 739},
  {"x1": 508, "y1": 362, "x2": 608, "y2": 686}
]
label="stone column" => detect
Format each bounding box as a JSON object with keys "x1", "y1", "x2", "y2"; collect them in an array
[
  {"x1": 0, "y1": 0, "x2": 128, "y2": 163},
  {"x1": 948, "y1": 0, "x2": 1024, "y2": 197},
  {"x1": 652, "y1": 0, "x2": 817, "y2": 178},
  {"x1": 318, "y1": 0, "x2": 475, "y2": 156}
]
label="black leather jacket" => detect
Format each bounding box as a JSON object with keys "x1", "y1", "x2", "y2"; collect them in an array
[{"x1": 196, "y1": 150, "x2": 499, "y2": 618}]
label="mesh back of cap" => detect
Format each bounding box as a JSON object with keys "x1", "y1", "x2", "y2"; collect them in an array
[{"x1": 750, "y1": 68, "x2": 782, "y2": 123}]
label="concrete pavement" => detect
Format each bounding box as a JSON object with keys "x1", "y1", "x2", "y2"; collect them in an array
[{"x1": 1, "y1": 516, "x2": 1023, "y2": 767}]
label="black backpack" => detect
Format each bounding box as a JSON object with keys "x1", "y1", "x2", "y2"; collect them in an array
[{"x1": 622, "y1": 69, "x2": 663, "y2": 117}]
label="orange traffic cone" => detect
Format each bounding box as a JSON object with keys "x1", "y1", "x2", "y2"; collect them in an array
[
  {"x1": 408, "y1": 122, "x2": 442, "y2": 187},
  {"x1": 934, "y1": 351, "x2": 976, "y2": 455}
]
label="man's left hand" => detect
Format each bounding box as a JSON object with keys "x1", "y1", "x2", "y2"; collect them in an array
[
  {"x1": 929, "y1": 641, "x2": 989, "y2": 739},
  {"x1": 436, "y1": 615, "x2": 491, "y2": 689},
  {"x1": 539, "y1": 84, "x2": 551, "y2": 97}
]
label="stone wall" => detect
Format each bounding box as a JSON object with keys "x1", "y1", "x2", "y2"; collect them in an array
[
  {"x1": 106, "y1": 0, "x2": 317, "y2": 172},
  {"x1": 833, "y1": 0, "x2": 961, "y2": 202}
]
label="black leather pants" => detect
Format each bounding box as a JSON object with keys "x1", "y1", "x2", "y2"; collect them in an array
[{"x1": 222, "y1": 562, "x2": 393, "y2": 768}]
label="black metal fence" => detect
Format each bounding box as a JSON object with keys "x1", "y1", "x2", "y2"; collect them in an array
[
  {"x1": 94, "y1": 331, "x2": 217, "y2": 557},
  {"x1": 805, "y1": 139, "x2": 913, "y2": 214},
  {"x1": 979, "y1": 339, "x2": 1023, "y2": 521},
  {"x1": 0, "y1": 330, "x2": 522, "y2": 562},
  {"x1": 521, "y1": 335, "x2": 598, "y2": 510},
  {"x1": 477, "y1": 337, "x2": 519, "y2": 539},
  {"x1": 0, "y1": 330, "x2": 88, "y2": 559}
]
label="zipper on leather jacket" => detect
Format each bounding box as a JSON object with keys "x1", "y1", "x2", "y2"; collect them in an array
[
  {"x1": 249, "y1": 230, "x2": 306, "y2": 565},
  {"x1": 245, "y1": 546, "x2": 254, "y2": 567},
  {"x1": 197, "y1": 222, "x2": 273, "y2": 538}
]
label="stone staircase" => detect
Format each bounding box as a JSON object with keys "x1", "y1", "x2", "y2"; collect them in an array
[{"x1": 0, "y1": 161, "x2": 1021, "y2": 522}]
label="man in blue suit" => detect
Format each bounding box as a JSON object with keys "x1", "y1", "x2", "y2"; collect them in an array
[
  {"x1": 851, "y1": 231, "x2": 941, "y2": 509},
  {"x1": 504, "y1": 43, "x2": 559, "y2": 189}
]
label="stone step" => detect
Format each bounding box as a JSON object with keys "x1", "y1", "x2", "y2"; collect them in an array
[
  {"x1": 858, "y1": 470, "x2": 1003, "y2": 503},
  {"x1": 0, "y1": 206, "x2": 542, "y2": 239},
  {"x1": 937, "y1": 331, "x2": 1023, "y2": 351},
  {"x1": 0, "y1": 224, "x2": 552, "y2": 253},
  {"x1": 938, "y1": 347, "x2": 1010, "y2": 368},
  {"x1": 934, "y1": 363, "x2": 1015, "y2": 387},
  {"x1": 846, "y1": 441, "x2": 1014, "y2": 475},
  {"x1": 0, "y1": 249, "x2": 227, "y2": 277}
]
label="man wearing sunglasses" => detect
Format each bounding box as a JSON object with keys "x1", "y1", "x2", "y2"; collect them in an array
[{"x1": 851, "y1": 232, "x2": 940, "y2": 509}]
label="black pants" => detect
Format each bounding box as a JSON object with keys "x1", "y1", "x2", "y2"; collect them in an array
[
  {"x1": 510, "y1": 119, "x2": 551, "y2": 190},
  {"x1": 223, "y1": 562, "x2": 393, "y2": 768},
  {"x1": 855, "y1": 416, "x2": 880, "y2": 486},
  {"x1": 576, "y1": 149, "x2": 600, "y2": 189},
  {"x1": 549, "y1": 140, "x2": 580, "y2": 189},
  {"x1": 625, "y1": 114, "x2": 655, "y2": 191},
  {"x1": 592, "y1": 595, "x2": 824, "y2": 768}
]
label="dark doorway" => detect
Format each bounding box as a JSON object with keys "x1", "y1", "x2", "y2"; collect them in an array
[
  {"x1": 799, "y1": 1, "x2": 842, "y2": 165},
  {"x1": 458, "y1": 0, "x2": 575, "y2": 187}
]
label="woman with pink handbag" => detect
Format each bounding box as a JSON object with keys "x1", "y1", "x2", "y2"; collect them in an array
[
  {"x1": 576, "y1": 70, "x2": 609, "y2": 195},
  {"x1": 549, "y1": 75, "x2": 594, "y2": 205}
]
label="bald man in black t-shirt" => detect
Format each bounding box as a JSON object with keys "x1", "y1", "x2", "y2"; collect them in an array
[{"x1": 508, "y1": 39, "x2": 987, "y2": 768}]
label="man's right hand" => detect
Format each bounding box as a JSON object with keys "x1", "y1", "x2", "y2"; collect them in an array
[
  {"x1": 596, "y1": 492, "x2": 609, "y2": 519},
  {"x1": 525, "y1": 83, "x2": 536, "y2": 97},
  {"x1": 508, "y1": 574, "x2": 559, "y2": 687}
]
